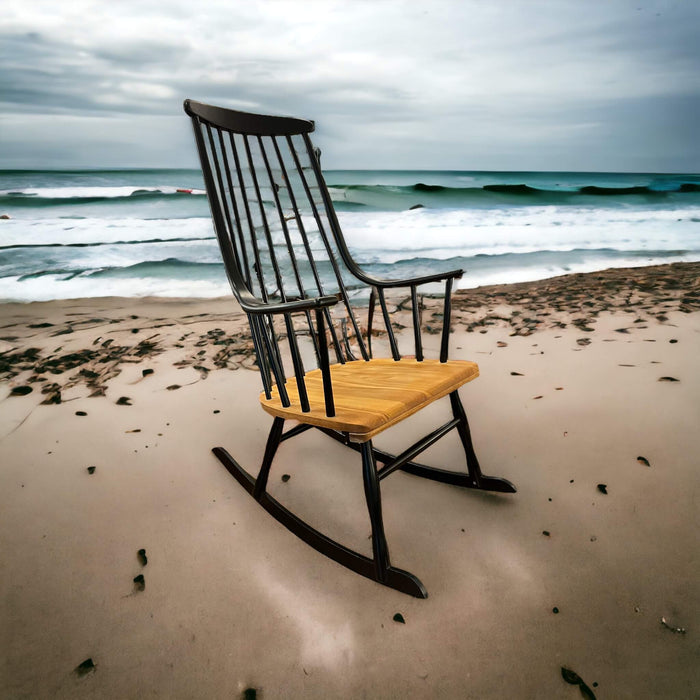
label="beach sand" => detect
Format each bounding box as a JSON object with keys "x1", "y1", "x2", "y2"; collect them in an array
[{"x1": 1, "y1": 262, "x2": 699, "y2": 698}]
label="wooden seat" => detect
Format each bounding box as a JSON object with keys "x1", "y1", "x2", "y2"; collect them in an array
[
  {"x1": 262, "y1": 358, "x2": 479, "y2": 441},
  {"x1": 184, "y1": 98, "x2": 516, "y2": 598}
]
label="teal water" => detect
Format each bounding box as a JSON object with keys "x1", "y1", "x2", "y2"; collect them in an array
[{"x1": 1, "y1": 169, "x2": 699, "y2": 301}]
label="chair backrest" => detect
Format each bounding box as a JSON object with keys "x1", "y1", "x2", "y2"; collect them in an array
[
  {"x1": 185, "y1": 100, "x2": 461, "y2": 418},
  {"x1": 185, "y1": 100, "x2": 380, "y2": 401}
]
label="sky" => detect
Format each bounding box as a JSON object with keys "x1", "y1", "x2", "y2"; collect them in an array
[{"x1": 1, "y1": 0, "x2": 699, "y2": 172}]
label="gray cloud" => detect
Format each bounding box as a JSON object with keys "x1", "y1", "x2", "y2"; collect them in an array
[{"x1": 1, "y1": 0, "x2": 699, "y2": 170}]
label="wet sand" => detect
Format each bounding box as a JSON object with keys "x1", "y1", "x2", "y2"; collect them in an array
[{"x1": 1, "y1": 262, "x2": 699, "y2": 698}]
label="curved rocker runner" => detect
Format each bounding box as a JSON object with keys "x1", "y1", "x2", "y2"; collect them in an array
[{"x1": 184, "y1": 99, "x2": 516, "y2": 597}]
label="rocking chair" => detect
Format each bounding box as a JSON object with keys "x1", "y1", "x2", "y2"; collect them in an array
[{"x1": 184, "y1": 99, "x2": 516, "y2": 597}]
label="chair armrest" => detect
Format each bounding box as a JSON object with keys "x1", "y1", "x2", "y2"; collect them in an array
[
  {"x1": 366, "y1": 269, "x2": 462, "y2": 363},
  {"x1": 237, "y1": 289, "x2": 341, "y2": 315},
  {"x1": 360, "y1": 268, "x2": 463, "y2": 289}
]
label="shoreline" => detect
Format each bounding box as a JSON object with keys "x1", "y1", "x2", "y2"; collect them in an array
[
  {"x1": 2, "y1": 262, "x2": 699, "y2": 400},
  {"x1": 1, "y1": 261, "x2": 699, "y2": 698}
]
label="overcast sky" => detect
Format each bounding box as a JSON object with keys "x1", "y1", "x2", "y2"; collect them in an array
[{"x1": 1, "y1": 0, "x2": 699, "y2": 172}]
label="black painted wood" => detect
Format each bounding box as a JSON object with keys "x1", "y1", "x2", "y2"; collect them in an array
[
  {"x1": 185, "y1": 99, "x2": 517, "y2": 597},
  {"x1": 212, "y1": 446, "x2": 428, "y2": 598}
]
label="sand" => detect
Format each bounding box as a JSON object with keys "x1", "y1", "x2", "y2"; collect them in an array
[{"x1": 1, "y1": 262, "x2": 699, "y2": 698}]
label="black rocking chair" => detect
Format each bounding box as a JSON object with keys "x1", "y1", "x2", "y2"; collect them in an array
[{"x1": 184, "y1": 99, "x2": 516, "y2": 597}]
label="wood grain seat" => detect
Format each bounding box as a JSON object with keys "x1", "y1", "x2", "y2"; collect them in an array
[{"x1": 260, "y1": 358, "x2": 480, "y2": 442}]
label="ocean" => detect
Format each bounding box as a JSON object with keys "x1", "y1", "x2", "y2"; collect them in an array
[{"x1": 1, "y1": 169, "x2": 699, "y2": 303}]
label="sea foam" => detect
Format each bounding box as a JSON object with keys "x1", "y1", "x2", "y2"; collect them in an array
[{"x1": 1, "y1": 168, "x2": 699, "y2": 302}]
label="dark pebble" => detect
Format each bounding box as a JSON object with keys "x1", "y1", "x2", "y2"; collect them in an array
[
  {"x1": 669, "y1": 339, "x2": 678, "y2": 344},
  {"x1": 542, "y1": 530, "x2": 550, "y2": 536},
  {"x1": 637, "y1": 456, "x2": 651, "y2": 467},
  {"x1": 552, "y1": 607, "x2": 559, "y2": 614},
  {"x1": 393, "y1": 613, "x2": 406, "y2": 624},
  {"x1": 75, "y1": 411, "x2": 87, "y2": 416},
  {"x1": 597, "y1": 484, "x2": 608, "y2": 494},
  {"x1": 658, "y1": 376, "x2": 679, "y2": 382},
  {"x1": 561, "y1": 667, "x2": 582, "y2": 685},
  {"x1": 281, "y1": 474, "x2": 291, "y2": 483},
  {"x1": 137, "y1": 548, "x2": 148, "y2": 566},
  {"x1": 142, "y1": 368, "x2": 154, "y2": 377},
  {"x1": 116, "y1": 396, "x2": 132, "y2": 405},
  {"x1": 166, "y1": 385, "x2": 181, "y2": 391},
  {"x1": 213, "y1": 409, "x2": 220, "y2": 414},
  {"x1": 243, "y1": 689, "x2": 257, "y2": 700},
  {"x1": 133, "y1": 574, "x2": 145, "y2": 591},
  {"x1": 510, "y1": 371, "x2": 524, "y2": 376},
  {"x1": 87, "y1": 466, "x2": 96, "y2": 474},
  {"x1": 561, "y1": 667, "x2": 597, "y2": 699},
  {"x1": 10, "y1": 385, "x2": 33, "y2": 396},
  {"x1": 74, "y1": 658, "x2": 96, "y2": 676}
]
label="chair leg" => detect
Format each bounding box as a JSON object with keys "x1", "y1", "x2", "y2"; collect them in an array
[
  {"x1": 212, "y1": 423, "x2": 428, "y2": 598},
  {"x1": 448, "y1": 391, "x2": 516, "y2": 492},
  {"x1": 361, "y1": 441, "x2": 390, "y2": 583},
  {"x1": 318, "y1": 410, "x2": 517, "y2": 494},
  {"x1": 398, "y1": 391, "x2": 516, "y2": 492},
  {"x1": 253, "y1": 416, "x2": 285, "y2": 500},
  {"x1": 449, "y1": 391, "x2": 484, "y2": 486}
]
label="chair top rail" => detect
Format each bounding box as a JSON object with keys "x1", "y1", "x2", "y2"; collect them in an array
[{"x1": 185, "y1": 99, "x2": 314, "y2": 136}]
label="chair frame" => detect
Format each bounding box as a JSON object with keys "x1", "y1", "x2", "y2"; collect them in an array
[{"x1": 184, "y1": 99, "x2": 516, "y2": 597}]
